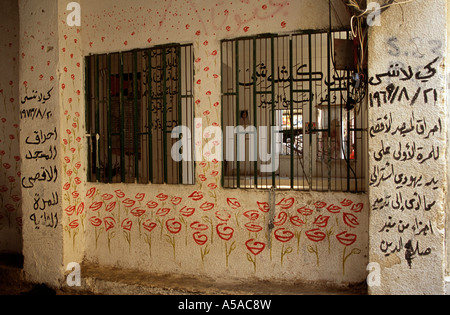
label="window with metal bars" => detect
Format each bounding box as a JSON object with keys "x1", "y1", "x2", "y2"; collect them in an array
[
  {"x1": 85, "y1": 44, "x2": 195, "y2": 185},
  {"x1": 221, "y1": 31, "x2": 367, "y2": 192}
]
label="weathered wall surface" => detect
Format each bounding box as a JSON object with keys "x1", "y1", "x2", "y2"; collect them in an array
[
  {"x1": 45, "y1": 0, "x2": 369, "y2": 285},
  {"x1": 0, "y1": 0, "x2": 22, "y2": 254},
  {"x1": 19, "y1": 0, "x2": 64, "y2": 286},
  {"x1": 368, "y1": 0, "x2": 447, "y2": 294}
]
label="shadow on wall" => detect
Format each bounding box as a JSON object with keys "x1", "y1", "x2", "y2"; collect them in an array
[{"x1": 0, "y1": 0, "x2": 22, "y2": 254}]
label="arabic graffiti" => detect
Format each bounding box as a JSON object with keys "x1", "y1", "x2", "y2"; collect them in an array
[
  {"x1": 21, "y1": 86, "x2": 60, "y2": 230},
  {"x1": 370, "y1": 38, "x2": 443, "y2": 269}
]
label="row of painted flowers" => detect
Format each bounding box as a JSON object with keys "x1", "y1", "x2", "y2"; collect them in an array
[{"x1": 64, "y1": 188, "x2": 363, "y2": 273}]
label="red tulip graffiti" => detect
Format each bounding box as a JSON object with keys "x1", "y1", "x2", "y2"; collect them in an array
[
  {"x1": 246, "y1": 239, "x2": 266, "y2": 272},
  {"x1": 165, "y1": 218, "x2": 182, "y2": 260},
  {"x1": 336, "y1": 231, "x2": 360, "y2": 275},
  {"x1": 216, "y1": 223, "x2": 236, "y2": 267},
  {"x1": 143, "y1": 219, "x2": 157, "y2": 257},
  {"x1": 104, "y1": 217, "x2": 116, "y2": 253},
  {"x1": 69, "y1": 183, "x2": 363, "y2": 277},
  {"x1": 89, "y1": 216, "x2": 103, "y2": 249},
  {"x1": 121, "y1": 218, "x2": 133, "y2": 251},
  {"x1": 274, "y1": 228, "x2": 294, "y2": 266},
  {"x1": 306, "y1": 228, "x2": 326, "y2": 266}
]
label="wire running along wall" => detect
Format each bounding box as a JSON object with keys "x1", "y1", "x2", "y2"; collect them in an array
[
  {"x1": 85, "y1": 44, "x2": 195, "y2": 185},
  {"x1": 221, "y1": 31, "x2": 367, "y2": 192}
]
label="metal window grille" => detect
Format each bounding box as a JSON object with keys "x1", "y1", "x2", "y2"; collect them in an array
[
  {"x1": 85, "y1": 44, "x2": 195, "y2": 185},
  {"x1": 221, "y1": 31, "x2": 367, "y2": 192}
]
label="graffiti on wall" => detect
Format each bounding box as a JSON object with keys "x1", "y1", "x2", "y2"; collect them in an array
[
  {"x1": 65, "y1": 186, "x2": 365, "y2": 275},
  {"x1": 369, "y1": 36, "x2": 443, "y2": 268},
  {"x1": 21, "y1": 86, "x2": 60, "y2": 230},
  {"x1": 0, "y1": 26, "x2": 22, "y2": 243}
]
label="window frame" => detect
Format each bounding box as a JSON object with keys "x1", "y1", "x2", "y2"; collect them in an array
[
  {"x1": 85, "y1": 43, "x2": 195, "y2": 185},
  {"x1": 220, "y1": 30, "x2": 367, "y2": 193}
]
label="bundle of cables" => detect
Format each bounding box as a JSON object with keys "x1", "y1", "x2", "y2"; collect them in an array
[{"x1": 340, "y1": 0, "x2": 415, "y2": 113}]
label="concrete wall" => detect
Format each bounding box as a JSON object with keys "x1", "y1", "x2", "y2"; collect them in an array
[
  {"x1": 12, "y1": 0, "x2": 449, "y2": 293},
  {"x1": 53, "y1": 0, "x2": 368, "y2": 286},
  {"x1": 368, "y1": 0, "x2": 447, "y2": 294},
  {"x1": 19, "y1": 0, "x2": 64, "y2": 286},
  {"x1": 0, "y1": 0, "x2": 21, "y2": 254}
]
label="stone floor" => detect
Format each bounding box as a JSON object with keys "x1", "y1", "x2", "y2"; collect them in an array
[{"x1": 0, "y1": 254, "x2": 367, "y2": 295}]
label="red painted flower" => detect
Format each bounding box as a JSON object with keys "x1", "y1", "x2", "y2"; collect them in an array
[
  {"x1": 244, "y1": 222, "x2": 263, "y2": 233},
  {"x1": 216, "y1": 224, "x2": 234, "y2": 241},
  {"x1": 143, "y1": 220, "x2": 157, "y2": 233},
  {"x1": 305, "y1": 229, "x2": 326, "y2": 242},
  {"x1": 351, "y1": 203, "x2": 364, "y2": 213},
  {"x1": 171, "y1": 196, "x2": 182, "y2": 205},
  {"x1": 146, "y1": 200, "x2": 159, "y2": 209},
  {"x1": 273, "y1": 212, "x2": 288, "y2": 226},
  {"x1": 89, "y1": 216, "x2": 102, "y2": 227},
  {"x1": 327, "y1": 204, "x2": 342, "y2": 214},
  {"x1": 156, "y1": 208, "x2": 170, "y2": 217},
  {"x1": 121, "y1": 218, "x2": 133, "y2": 231},
  {"x1": 246, "y1": 239, "x2": 266, "y2": 256},
  {"x1": 77, "y1": 203, "x2": 85, "y2": 215},
  {"x1": 156, "y1": 194, "x2": 169, "y2": 201},
  {"x1": 257, "y1": 202, "x2": 270, "y2": 213},
  {"x1": 215, "y1": 209, "x2": 232, "y2": 222},
  {"x1": 340, "y1": 199, "x2": 353, "y2": 207},
  {"x1": 227, "y1": 198, "x2": 241, "y2": 209},
  {"x1": 65, "y1": 205, "x2": 76, "y2": 216},
  {"x1": 189, "y1": 191, "x2": 204, "y2": 201},
  {"x1": 190, "y1": 221, "x2": 209, "y2": 231},
  {"x1": 297, "y1": 206, "x2": 314, "y2": 216},
  {"x1": 135, "y1": 193, "x2": 145, "y2": 201},
  {"x1": 122, "y1": 198, "x2": 136, "y2": 208},
  {"x1": 105, "y1": 202, "x2": 116, "y2": 212},
  {"x1": 104, "y1": 217, "x2": 116, "y2": 232},
  {"x1": 131, "y1": 208, "x2": 146, "y2": 217},
  {"x1": 314, "y1": 201, "x2": 327, "y2": 209},
  {"x1": 200, "y1": 201, "x2": 215, "y2": 211},
  {"x1": 115, "y1": 189, "x2": 125, "y2": 198},
  {"x1": 313, "y1": 215, "x2": 330, "y2": 228},
  {"x1": 179, "y1": 206, "x2": 195, "y2": 217},
  {"x1": 274, "y1": 228, "x2": 295, "y2": 243},
  {"x1": 86, "y1": 187, "x2": 96, "y2": 198},
  {"x1": 193, "y1": 232, "x2": 208, "y2": 246},
  {"x1": 290, "y1": 216, "x2": 306, "y2": 227},
  {"x1": 343, "y1": 213, "x2": 359, "y2": 229},
  {"x1": 336, "y1": 231, "x2": 357, "y2": 246},
  {"x1": 89, "y1": 201, "x2": 103, "y2": 212},
  {"x1": 277, "y1": 198, "x2": 294, "y2": 209},
  {"x1": 243, "y1": 210, "x2": 260, "y2": 221},
  {"x1": 69, "y1": 220, "x2": 79, "y2": 229},
  {"x1": 166, "y1": 218, "x2": 182, "y2": 234}
]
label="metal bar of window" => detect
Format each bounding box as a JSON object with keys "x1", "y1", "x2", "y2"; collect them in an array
[
  {"x1": 119, "y1": 52, "x2": 126, "y2": 182},
  {"x1": 133, "y1": 51, "x2": 139, "y2": 182},
  {"x1": 271, "y1": 35, "x2": 276, "y2": 188},
  {"x1": 235, "y1": 39, "x2": 240, "y2": 189},
  {"x1": 162, "y1": 47, "x2": 168, "y2": 184},
  {"x1": 85, "y1": 56, "x2": 92, "y2": 182},
  {"x1": 253, "y1": 37, "x2": 258, "y2": 187},
  {"x1": 107, "y1": 54, "x2": 113, "y2": 183},
  {"x1": 148, "y1": 49, "x2": 153, "y2": 184},
  {"x1": 94, "y1": 54, "x2": 101, "y2": 182},
  {"x1": 308, "y1": 32, "x2": 313, "y2": 191},
  {"x1": 221, "y1": 41, "x2": 225, "y2": 189},
  {"x1": 177, "y1": 46, "x2": 182, "y2": 184},
  {"x1": 289, "y1": 35, "x2": 294, "y2": 190}
]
